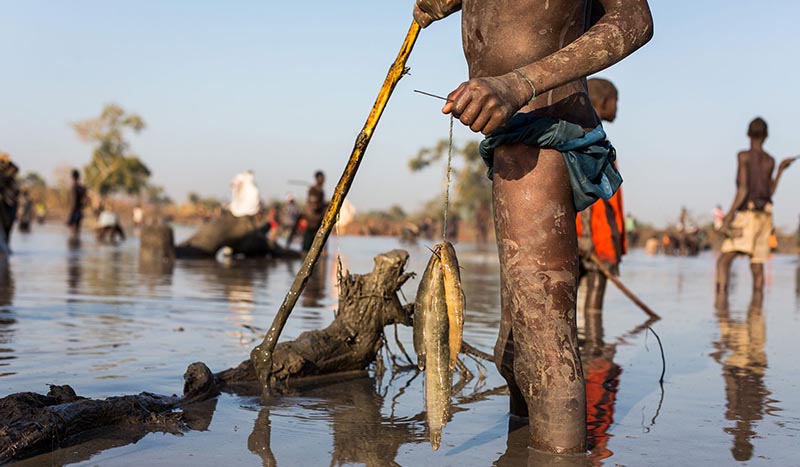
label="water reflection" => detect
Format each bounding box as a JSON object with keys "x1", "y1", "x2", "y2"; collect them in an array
[
  {"x1": 494, "y1": 418, "x2": 590, "y2": 467},
  {"x1": 248, "y1": 377, "x2": 418, "y2": 467},
  {"x1": 85, "y1": 249, "x2": 126, "y2": 297},
  {"x1": 493, "y1": 302, "x2": 624, "y2": 466},
  {"x1": 8, "y1": 229, "x2": 800, "y2": 466},
  {"x1": 248, "y1": 407, "x2": 277, "y2": 467},
  {"x1": 67, "y1": 248, "x2": 82, "y2": 296},
  {"x1": 138, "y1": 261, "x2": 174, "y2": 290},
  {"x1": 0, "y1": 257, "x2": 13, "y2": 307},
  {"x1": 68, "y1": 235, "x2": 81, "y2": 251},
  {"x1": 711, "y1": 306, "x2": 778, "y2": 461},
  {"x1": 795, "y1": 263, "x2": 799, "y2": 302},
  {"x1": 301, "y1": 257, "x2": 327, "y2": 309},
  {"x1": 179, "y1": 259, "x2": 272, "y2": 343},
  {"x1": 0, "y1": 258, "x2": 15, "y2": 377},
  {"x1": 581, "y1": 304, "x2": 623, "y2": 466},
  {"x1": 459, "y1": 257, "x2": 501, "y2": 315},
  {"x1": 583, "y1": 343, "x2": 620, "y2": 465},
  {"x1": 182, "y1": 398, "x2": 218, "y2": 431}
]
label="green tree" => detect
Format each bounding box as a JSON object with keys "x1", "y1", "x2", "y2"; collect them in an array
[
  {"x1": 73, "y1": 103, "x2": 150, "y2": 197},
  {"x1": 144, "y1": 184, "x2": 172, "y2": 205},
  {"x1": 19, "y1": 172, "x2": 47, "y2": 188},
  {"x1": 364, "y1": 204, "x2": 407, "y2": 221},
  {"x1": 408, "y1": 139, "x2": 492, "y2": 221}
]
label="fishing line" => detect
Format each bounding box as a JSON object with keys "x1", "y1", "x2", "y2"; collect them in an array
[
  {"x1": 413, "y1": 89, "x2": 456, "y2": 241},
  {"x1": 443, "y1": 114, "x2": 454, "y2": 241}
]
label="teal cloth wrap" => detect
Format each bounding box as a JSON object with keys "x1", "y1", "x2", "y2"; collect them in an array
[{"x1": 478, "y1": 113, "x2": 621, "y2": 212}]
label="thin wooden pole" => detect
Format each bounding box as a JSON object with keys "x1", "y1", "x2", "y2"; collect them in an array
[
  {"x1": 250, "y1": 20, "x2": 422, "y2": 391},
  {"x1": 589, "y1": 253, "x2": 661, "y2": 320}
]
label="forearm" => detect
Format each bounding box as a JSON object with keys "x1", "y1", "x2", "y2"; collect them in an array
[
  {"x1": 771, "y1": 169, "x2": 785, "y2": 196},
  {"x1": 725, "y1": 189, "x2": 748, "y2": 218},
  {"x1": 516, "y1": 1, "x2": 653, "y2": 97}
]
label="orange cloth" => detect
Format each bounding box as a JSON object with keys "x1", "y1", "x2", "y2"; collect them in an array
[
  {"x1": 585, "y1": 358, "x2": 621, "y2": 464},
  {"x1": 769, "y1": 233, "x2": 778, "y2": 250},
  {"x1": 577, "y1": 187, "x2": 626, "y2": 265}
]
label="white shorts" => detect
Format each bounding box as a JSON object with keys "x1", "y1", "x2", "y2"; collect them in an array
[{"x1": 720, "y1": 208, "x2": 773, "y2": 264}]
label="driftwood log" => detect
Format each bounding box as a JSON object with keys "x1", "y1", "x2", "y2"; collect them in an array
[
  {"x1": 0, "y1": 250, "x2": 412, "y2": 464},
  {"x1": 170, "y1": 212, "x2": 301, "y2": 259},
  {"x1": 0, "y1": 362, "x2": 219, "y2": 465},
  {"x1": 220, "y1": 249, "x2": 413, "y2": 391}
]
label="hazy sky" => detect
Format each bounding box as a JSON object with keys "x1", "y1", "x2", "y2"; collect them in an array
[{"x1": 2, "y1": 1, "x2": 799, "y2": 229}]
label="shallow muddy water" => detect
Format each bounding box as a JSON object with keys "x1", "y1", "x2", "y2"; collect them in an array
[{"x1": 2, "y1": 224, "x2": 800, "y2": 466}]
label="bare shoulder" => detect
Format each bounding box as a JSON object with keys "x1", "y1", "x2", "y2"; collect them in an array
[{"x1": 737, "y1": 150, "x2": 749, "y2": 163}]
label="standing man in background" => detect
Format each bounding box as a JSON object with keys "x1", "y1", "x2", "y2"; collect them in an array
[
  {"x1": 302, "y1": 170, "x2": 327, "y2": 252},
  {"x1": 0, "y1": 153, "x2": 19, "y2": 255},
  {"x1": 67, "y1": 169, "x2": 87, "y2": 243},
  {"x1": 716, "y1": 117, "x2": 795, "y2": 310},
  {"x1": 577, "y1": 78, "x2": 626, "y2": 317}
]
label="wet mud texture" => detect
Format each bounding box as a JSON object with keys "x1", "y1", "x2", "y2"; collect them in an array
[{"x1": 492, "y1": 144, "x2": 586, "y2": 454}]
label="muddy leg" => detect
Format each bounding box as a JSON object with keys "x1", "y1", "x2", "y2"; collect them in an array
[
  {"x1": 583, "y1": 271, "x2": 605, "y2": 353},
  {"x1": 494, "y1": 298, "x2": 529, "y2": 418},
  {"x1": 715, "y1": 252, "x2": 736, "y2": 310},
  {"x1": 749, "y1": 262, "x2": 764, "y2": 310},
  {"x1": 493, "y1": 143, "x2": 585, "y2": 454},
  {"x1": 583, "y1": 271, "x2": 606, "y2": 314}
]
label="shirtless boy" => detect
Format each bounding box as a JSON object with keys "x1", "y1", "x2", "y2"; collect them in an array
[
  {"x1": 577, "y1": 78, "x2": 625, "y2": 321},
  {"x1": 414, "y1": 0, "x2": 652, "y2": 453},
  {"x1": 715, "y1": 118, "x2": 795, "y2": 310}
]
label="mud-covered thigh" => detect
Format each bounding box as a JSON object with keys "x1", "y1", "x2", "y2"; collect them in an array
[{"x1": 492, "y1": 143, "x2": 577, "y2": 259}]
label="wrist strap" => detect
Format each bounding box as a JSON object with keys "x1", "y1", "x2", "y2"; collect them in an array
[{"x1": 513, "y1": 68, "x2": 537, "y2": 105}]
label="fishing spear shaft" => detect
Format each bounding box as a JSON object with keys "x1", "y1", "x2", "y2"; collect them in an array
[
  {"x1": 250, "y1": 20, "x2": 422, "y2": 392},
  {"x1": 589, "y1": 252, "x2": 661, "y2": 320}
]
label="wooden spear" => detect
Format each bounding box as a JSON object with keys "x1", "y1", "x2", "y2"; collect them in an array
[
  {"x1": 250, "y1": 20, "x2": 422, "y2": 391},
  {"x1": 588, "y1": 252, "x2": 661, "y2": 320}
]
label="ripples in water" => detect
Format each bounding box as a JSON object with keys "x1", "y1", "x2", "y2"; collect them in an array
[{"x1": 3, "y1": 226, "x2": 800, "y2": 466}]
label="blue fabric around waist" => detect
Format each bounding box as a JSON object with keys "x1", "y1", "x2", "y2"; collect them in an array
[{"x1": 478, "y1": 113, "x2": 622, "y2": 212}]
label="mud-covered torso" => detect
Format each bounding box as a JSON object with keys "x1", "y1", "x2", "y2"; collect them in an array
[{"x1": 461, "y1": 0, "x2": 599, "y2": 127}]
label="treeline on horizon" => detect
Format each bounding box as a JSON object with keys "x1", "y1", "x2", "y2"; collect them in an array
[{"x1": 9, "y1": 103, "x2": 800, "y2": 252}]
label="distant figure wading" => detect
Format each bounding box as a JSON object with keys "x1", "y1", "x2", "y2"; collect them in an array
[
  {"x1": 302, "y1": 170, "x2": 327, "y2": 252},
  {"x1": 715, "y1": 117, "x2": 795, "y2": 310},
  {"x1": 0, "y1": 153, "x2": 19, "y2": 255},
  {"x1": 67, "y1": 169, "x2": 87, "y2": 242},
  {"x1": 229, "y1": 170, "x2": 261, "y2": 218}
]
